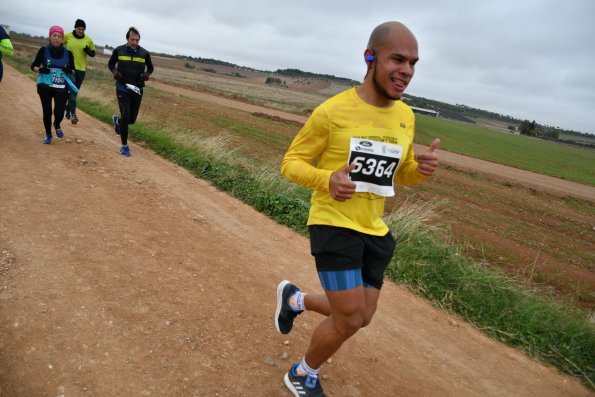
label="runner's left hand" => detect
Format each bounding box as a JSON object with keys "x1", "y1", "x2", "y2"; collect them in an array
[{"x1": 416, "y1": 138, "x2": 440, "y2": 176}]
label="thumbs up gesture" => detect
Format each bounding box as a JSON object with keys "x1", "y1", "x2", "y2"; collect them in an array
[
  {"x1": 329, "y1": 163, "x2": 357, "y2": 201},
  {"x1": 415, "y1": 138, "x2": 440, "y2": 176}
]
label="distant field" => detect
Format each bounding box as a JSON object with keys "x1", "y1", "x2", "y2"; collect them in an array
[
  {"x1": 559, "y1": 132, "x2": 595, "y2": 145},
  {"x1": 415, "y1": 115, "x2": 595, "y2": 186},
  {"x1": 148, "y1": 53, "x2": 595, "y2": 187}
]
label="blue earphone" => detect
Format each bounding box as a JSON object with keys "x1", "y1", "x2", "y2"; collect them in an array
[{"x1": 365, "y1": 54, "x2": 375, "y2": 62}]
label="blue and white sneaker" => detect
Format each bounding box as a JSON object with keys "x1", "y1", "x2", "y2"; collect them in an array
[
  {"x1": 119, "y1": 145, "x2": 131, "y2": 157},
  {"x1": 284, "y1": 364, "x2": 326, "y2": 397},
  {"x1": 275, "y1": 280, "x2": 303, "y2": 334},
  {"x1": 43, "y1": 135, "x2": 52, "y2": 145},
  {"x1": 56, "y1": 127, "x2": 64, "y2": 138},
  {"x1": 112, "y1": 115, "x2": 121, "y2": 135}
]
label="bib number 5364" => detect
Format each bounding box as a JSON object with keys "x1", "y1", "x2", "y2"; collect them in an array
[
  {"x1": 351, "y1": 157, "x2": 397, "y2": 178},
  {"x1": 348, "y1": 138, "x2": 402, "y2": 196}
]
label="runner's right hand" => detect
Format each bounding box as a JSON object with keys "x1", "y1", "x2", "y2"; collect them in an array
[
  {"x1": 112, "y1": 70, "x2": 123, "y2": 80},
  {"x1": 329, "y1": 163, "x2": 357, "y2": 201}
]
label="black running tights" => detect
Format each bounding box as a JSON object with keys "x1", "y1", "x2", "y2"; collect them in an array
[
  {"x1": 37, "y1": 85, "x2": 68, "y2": 137},
  {"x1": 116, "y1": 89, "x2": 143, "y2": 145}
]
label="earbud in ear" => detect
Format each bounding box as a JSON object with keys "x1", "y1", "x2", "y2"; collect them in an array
[{"x1": 365, "y1": 54, "x2": 375, "y2": 62}]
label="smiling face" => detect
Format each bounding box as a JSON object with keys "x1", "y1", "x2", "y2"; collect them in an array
[
  {"x1": 360, "y1": 23, "x2": 419, "y2": 107},
  {"x1": 371, "y1": 33, "x2": 418, "y2": 100}
]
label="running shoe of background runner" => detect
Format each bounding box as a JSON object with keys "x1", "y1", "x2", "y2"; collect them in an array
[
  {"x1": 112, "y1": 115, "x2": 121, "y2": 135},
  {"x1": 64, "y1": 110, "x2": 71, "y2": 120},
  {"x1": 71, "y1": 114, "x2": 79, "y2": 124},
  {"x1": 275, "y1": 280, "x2": 303, "y2": 334},
  {"x1": 284, "y1": 363, "x2": 326, "y2": 397},
  {"x1": 119, "y1": 145, "x2": 130, "y2": 157}
]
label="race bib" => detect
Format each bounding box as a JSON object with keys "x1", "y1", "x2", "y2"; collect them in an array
[
  {"x1": 125, "y1": 84, "x2": 142, "y2": 95},
  {"x1": 48, "y1": 68, "x2": 66, "y2": 89},
  {"x1": 348, "y1": 138, "x2": 402, "y2": 197}
]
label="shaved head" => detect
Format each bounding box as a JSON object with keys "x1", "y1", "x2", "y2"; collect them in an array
[
  {"x1": 367, "y1": 21, "x2": 416, "y2": 52},
  {"x1": 359, "y1": 21, "x2": 419, "y2": 106}
]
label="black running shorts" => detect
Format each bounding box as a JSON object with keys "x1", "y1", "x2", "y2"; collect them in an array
[{"x1": 309, "y1": 225, "x2": 396, "y2": 289}]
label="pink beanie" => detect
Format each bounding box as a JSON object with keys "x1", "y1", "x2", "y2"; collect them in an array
[{"x1": 49, "y1": 25, "x2": 64, "y2": 38}]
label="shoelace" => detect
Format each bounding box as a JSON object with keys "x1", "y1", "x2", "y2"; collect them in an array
[{"x1": 305, "y1": 375, "x2": 319, "y2": 389}]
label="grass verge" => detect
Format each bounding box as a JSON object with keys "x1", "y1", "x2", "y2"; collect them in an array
[{"x1": 73, "y1": 96, "x2": 595, "y2": 389}]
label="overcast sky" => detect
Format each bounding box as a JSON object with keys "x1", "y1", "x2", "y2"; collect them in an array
[{"x1": 4, "y1": 0, "x2": 595, "y2": 134}]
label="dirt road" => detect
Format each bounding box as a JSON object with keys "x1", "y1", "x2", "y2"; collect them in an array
[{"x1": 0, "y1": 65, "x2": 591, "y2": 396}]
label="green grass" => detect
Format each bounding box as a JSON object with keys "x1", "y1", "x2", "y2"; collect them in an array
[
  {"x1": 212, "y1": 115, "x2": 293, "y2": 149},
  {"x1": 74, "y1": 96, "x2": 595, "y2": 389},
  {"x1": 415, "y1": 115, "x2": 595, "y2": 186}
]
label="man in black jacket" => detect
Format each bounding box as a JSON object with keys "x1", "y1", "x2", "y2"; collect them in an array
[{"x1": 107, "y1": 26, "x2": 154, "y2": 157}]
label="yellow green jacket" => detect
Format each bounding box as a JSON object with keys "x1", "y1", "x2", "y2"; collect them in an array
[
  {"x1": 63, "y1": 31, "x2": 95, "y2": 71},
  {"x1": 0, "y1": 26, "x2": 13, "y2": 59}
]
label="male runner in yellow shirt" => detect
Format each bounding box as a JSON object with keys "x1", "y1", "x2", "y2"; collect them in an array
[{"x1": 275, "y1": 21, "x2": 440, "y2": 397}]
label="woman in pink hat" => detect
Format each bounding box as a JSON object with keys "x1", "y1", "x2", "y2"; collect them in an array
[{"x1": 30, "y1": 25, "x2": 75, "y2": 144}]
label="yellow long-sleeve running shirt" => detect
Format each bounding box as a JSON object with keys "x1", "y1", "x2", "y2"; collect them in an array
[{"x1": 281, "y1": 87, "x2": 427, "y2": 236}]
